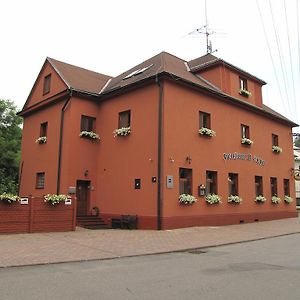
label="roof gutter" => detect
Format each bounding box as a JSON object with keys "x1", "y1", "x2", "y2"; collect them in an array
[
  {"x1": 156, "y1": 76, "x2": 164, "y2": 230},
  {"x1": 56, "y1": 90, "x2": 72, "y2": 194}
]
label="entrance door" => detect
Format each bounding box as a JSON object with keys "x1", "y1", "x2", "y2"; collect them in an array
[{"x1": 76, "y1": 180, "x2": 90, "y2": 216}]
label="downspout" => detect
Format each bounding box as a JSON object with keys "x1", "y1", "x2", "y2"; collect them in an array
[
  {"x1": 156, "y1": 76, "x2": 164, "y2": 230},
  {"x1": 56, "y1": 91, "x2": 72, "y2": 194}
]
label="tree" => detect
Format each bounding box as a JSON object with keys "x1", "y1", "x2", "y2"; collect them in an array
[
  {"x1": 0, "y1": 99, "x2": 22, "y2": 194},
  {"x1": 295, "y1": 137, "x2": 300, "y2": 148}
]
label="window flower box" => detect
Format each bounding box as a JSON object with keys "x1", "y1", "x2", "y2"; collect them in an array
[
  {"x1": 79, "y1": 131, "x2": 100, "y2": 140},
  {"x1": 228, "y1": 195, "x2": 242, "y2": 204},
  {"x1": 44, "y1": 194, "x2": 70, "y2": 206},
  {"x1": 241, "y1": 138, "x2": 253, "y2": 145},
  {"x1": 272, "y1": 146, "x2": 282, "y2": 153},
  {"x1": 198, "y1": 127, "x2": 216, "y2": 137},
  {"x1": 113, "y1": 126, "x2": 131, "y2": 137},
  {"x1": 0, "y1": 193, "x2": 20, "y2": 204},
  {"x1": 35, "y1": 136, "x2": 47, "y2": 144},
  {"x1": 205, "y1": 194, "x2": 221, "y2": 204},
  {"x1": 178, "y1": 194, "x2": 197, "y2": 205},
  {"x1": 239, "y1": 89, "x2": 252, "y2": 97},
  {"x1": 284, "y1": 195, "x2": 293, "y2": 204},
  {"x1": 271, "y1": 196, "x2": 281, "y2": 204},
  {"x1": 255, "y1": 195, "x2": 266, "y2": 203}
]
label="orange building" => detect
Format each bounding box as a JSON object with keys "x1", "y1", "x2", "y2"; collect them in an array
[{"x1": 18, "y1": 52, "x2": 298, "y2": 229}]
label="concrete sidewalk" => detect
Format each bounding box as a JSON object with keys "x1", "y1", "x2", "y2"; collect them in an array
[{"x1": 1, "y1": 215, "x2": 300, "y2": 268}]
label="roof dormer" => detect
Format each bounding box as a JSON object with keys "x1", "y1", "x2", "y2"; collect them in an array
[{"x1": 188, "y1": 54, "x2": 266, "y2": 108}]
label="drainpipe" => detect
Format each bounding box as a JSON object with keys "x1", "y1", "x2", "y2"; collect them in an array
[
  {"x1": 56, "y1": 91, "x2": 72, "y2": 194},
  {"x1": 156, "y1": 76, "x2": 164, "y2": 230}
]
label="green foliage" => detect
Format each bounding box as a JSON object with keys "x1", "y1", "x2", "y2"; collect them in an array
[
  {"x1": 295, "y1": 137, "x2": 300, "y2": 148},
  {"x1": 0, "y1": 99, "x2": 22, "y2": 194}
]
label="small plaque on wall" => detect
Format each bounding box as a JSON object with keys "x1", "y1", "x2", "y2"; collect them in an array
[
  {"x1": 68, "y1": 186, "x2": 76, "y2": 194},
  {"x1": 65, "y1": 198, "x2": 72, "y2": 205},
  {"x1": 20, "y1": 198, "x2": 29, "y2": 205}
]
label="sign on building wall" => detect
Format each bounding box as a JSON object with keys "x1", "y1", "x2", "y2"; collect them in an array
[{"x1": 223, "y1": 152, "x2": 265, "y2": 166}]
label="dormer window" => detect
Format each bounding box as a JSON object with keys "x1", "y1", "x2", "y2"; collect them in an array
[
  {"x1": 239, "y1": 77, "x2": 251, "y2": 97},
  {"x1": 43, "y1": 74, "x2": 51, "y2": 95}
]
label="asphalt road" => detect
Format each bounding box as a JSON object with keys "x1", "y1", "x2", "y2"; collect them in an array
[{"x1": 1, "y1": 233, "x2": 300, "y2": 300}]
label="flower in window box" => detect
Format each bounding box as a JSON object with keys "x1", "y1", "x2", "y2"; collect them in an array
[
  {"x1": 79, "y1": 131, "x2": 100, "y2": 140},
  {"x1": 0, "y1": 193, "x2": 20, "y2": 204},
  {"x1": 113, "y1": 126, "x2": 131, "y2": 137},
  {"x1": 44, "y1": 194, "x2": 70, "y2": 206},
  {"x1": 239, "y1": 89, "x2": 252, "y2": 97},
  {"x1": 35, "y1": 136, "x2": 47, "y2": 144},
  {"x1": 255, "y1": 195, "x2": 266, "y2": 203},
  {"x1": 241, "y1": 138, "x2": 253, "y2": 145},
  {"x1": 198, "y1": 127, "x2": 216, "y2": 137},
  {"x1": 284, "y1": 195, "x2": 293, "y2": 204},
  {"x1": 178, "y1": 194, "x2": 197, "y2": 205},
  {"x1": 228, "y1": 195, "x2": 242, "y2": 204},
  {"x1": 205, "y1": 194, "x2": 221, "y2": 204},
  {"x1": 271, "y1": 196, "x2": 281, "y2": 204},
  {"x1": 272, "y1": 146, "x2": 282, "y2": 153}
]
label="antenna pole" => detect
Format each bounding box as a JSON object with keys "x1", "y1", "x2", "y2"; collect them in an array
[{"x1": 205, "y1": 0, "x2": 210, "y2": 53}]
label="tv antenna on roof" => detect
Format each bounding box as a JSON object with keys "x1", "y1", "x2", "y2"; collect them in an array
[{"x1": 187, "y1": 0, "x2": 221, "y2": 54}]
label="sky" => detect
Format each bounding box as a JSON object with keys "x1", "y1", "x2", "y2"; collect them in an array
[{"x1": 1, "y1": 0, "x2": 299, "y2": 131}]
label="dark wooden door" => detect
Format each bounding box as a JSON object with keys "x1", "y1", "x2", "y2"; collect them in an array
[{"x1": 76, "y1": 180, "x2": 89, "y2": 216}]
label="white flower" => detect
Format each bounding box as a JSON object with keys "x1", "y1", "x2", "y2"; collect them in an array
[
  {"x1": 272, "y1": 146, "x2": 282, "y2": 153},
  {"x1": 0, "y1": 193, "x2": 20, "y2": 203},
  {"x1": 284, "y1": 195, "x2": 293, "y2": 204},
  {"x1": 228, "y1": 195, "x2": 242, "y2": 204},
  {"x1": 178, "y1": 194, "x2": 197, "y2": 205},
  {"x1": 35, "y1": 136, "x2": 47, "y2": 144},
  {"x1": 241, "y1": 138, "x2": 253, "y2": 145},
  {"x1": 255, "y1": 195, "x2": 266, "y2": 203},
  {"x1": 205, "y1": 194, "x2": 221, "y2": 204},
  {"x1": 44, "y1": 194, "x2": 69, "y2": 205},
  {"x1": 113, "y1": 127, "x2": 131, "y2": 137},
  {"x1": 198, "y1": 127, "x2": 216, "y2": 137},
  {"x1": 79, "y1": 131, "x2": 100, "y2": 140},
  {"x1": 271, "y1": 196, "x2": 281, "y2": 204},
  {"x1": 239, "y1": 89, "x2": 252, "y2": 97}
]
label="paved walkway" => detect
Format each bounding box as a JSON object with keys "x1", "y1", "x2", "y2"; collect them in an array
[{"x1": 1, "y1": 215, "x2": 300, "y2": 268}]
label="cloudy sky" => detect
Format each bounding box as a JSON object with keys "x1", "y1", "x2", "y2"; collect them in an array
[{"x1": 1, "y1": 0, "x2": 299, "y2": 130}]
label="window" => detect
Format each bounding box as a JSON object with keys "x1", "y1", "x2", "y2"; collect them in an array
[
  {"x1": 179, "y1": 168, "x2": 192, "y2": 195},
  {"x1": 241, "y1": 124, "x2": 250, "y2": 139},
  {"x1": 40, "y1": 122, "x2": 48, "y2": 137},
  {"x1": 239, "y1": 77, "x2": 248, "y2": 91},
  {"x1": 119, "y1": 110, "x2": 131, "y2": 128},
  {"x1": 255, "y1": 176, "x2": 263, "y2": 196},
  {"x1": 206, "y1": 171, "x2": 217, "y2": 195},
  {"x1": 272, "y1": 134, "x2": 279, "y2": 147},
  {"x1": 43, "y1": 74, "x2": 51, "y2": 95},
  {"x1": 284, "y1": 179, "x2": 290, "y2": 196},
  {"x1": 81, "y1": 115, "x2": 95, "y2": 132},
  {"x1": 228, "y1": 173, "x2": 238, "y2": 196},
  {"x1": 270, "y1": 177, "x2": 278, "y2": 196},
  {"x1": 36, "y1": 172, "x2": 45, "y2": 189},
  {"x1": 199, "y1": 111, "x2": 211, "y2": 129}
]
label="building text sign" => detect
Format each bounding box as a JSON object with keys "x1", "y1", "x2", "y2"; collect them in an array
[{"x1": 223, "y1": 152, "x2": 265, "y2": 166}]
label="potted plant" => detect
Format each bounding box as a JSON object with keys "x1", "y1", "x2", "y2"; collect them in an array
[
  {"x1": 239, "y1": 89, "x2": 252, "y2": 97},
  {"x1": 271, "y1": 196, "x2": 281, "y2": 204},
  {"x1": 205, "y1": 194, "x2": 221, "y2": 204},
  {"x1": 0, "y1": 192, "x2": 20, "y2": 204},
  {"x1": 113, "y1": 126, "x2": 131, "y2": 137},
  {"x1": 272, "y1": 146, "x2": 282, "y2": 153},
  {"x1": 255, "y1": 195, "x2": 266, "y2": 203},
  {"x1": 228, "y1": 195, "x2": 242, "y2": 204},
  {"x1": 241, "y1": 138, "x2": 254, "y2": 145},
  {"x1": 178, "y1": 194, "x2": 197, "y2": 205},
  {"x1": 79, "y1": 131, "x2": 100, "y2": 140},
  {"x1": 198, "y1": 127, "x2": 216, "y2": 137},
  {"x1": 35, "y1": 136, "x2": 47, "y2": 144},
  {"x1": 44, "y1": 194, "x2": 70, "y2": 206},
  {"x1": 91, "y1": 206, "x2": 100, "y2": 216},
  {"x1": 284, "y1": 195, "x2": 293, "y2": 204}
]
